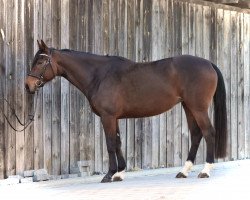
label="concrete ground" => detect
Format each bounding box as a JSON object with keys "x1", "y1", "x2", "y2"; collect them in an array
[{"x1": 0, "y1": 159, "x2": 250, "y2": 200}]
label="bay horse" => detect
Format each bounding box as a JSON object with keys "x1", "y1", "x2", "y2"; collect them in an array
[{"x1": 25, "y1": 40, "x2": 227, "y2": 182}]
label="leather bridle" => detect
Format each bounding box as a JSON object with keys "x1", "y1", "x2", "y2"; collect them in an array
[{"x1": 27, "y1": 53, "x2": 54, "y2": 87}]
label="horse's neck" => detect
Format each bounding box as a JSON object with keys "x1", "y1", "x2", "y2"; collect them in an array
[{"x1": 55, "y1": 51, "x2": 102, "y2": 98}]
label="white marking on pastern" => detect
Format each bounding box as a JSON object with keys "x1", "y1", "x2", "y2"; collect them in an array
[
  {"x1": 112, "y1": 170, "x2": 125, "y2": 181},
  {"x1": 180, "y1": 161, "x2": 193, "y2": 177},
  {"x1": 200, "y1": 162, "x2": 214, "y2": 177}
]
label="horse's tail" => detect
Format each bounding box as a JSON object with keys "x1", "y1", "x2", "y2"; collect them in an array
[{"x1": 211, "y1": 63, "x2": 227, "y2": 158}]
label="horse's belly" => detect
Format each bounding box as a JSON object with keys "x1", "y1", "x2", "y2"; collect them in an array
[{"x1": 120, "y1": 95, "x2": 181, "y2": 118}]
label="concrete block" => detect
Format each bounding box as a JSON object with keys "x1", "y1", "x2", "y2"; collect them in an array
[
  {"x1": 21, "y1": 177, "x2": 33, "y2": 183},
  {"x1": 33, "y1": 169, "x2": 49, "y2": 182},
  {"x1": 80, "y1": 172, "x2": 90, "y2": 177},
  {"x1": 33, "y1": 174, "x2": 49, "y2": 182},
  {"x1": 24, "y1": 170, "x2": 35, "y2": 177},
  {"x1": 34, "y1": 169, "x2": 48, "y2": 176},
  {"x1": 77, "y1": 160, "x2": 91, "y2": 177}
]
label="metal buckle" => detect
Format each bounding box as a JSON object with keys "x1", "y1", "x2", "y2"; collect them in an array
[{"x1": 35, "y1": 80, "x2": 43, "y2": 87}]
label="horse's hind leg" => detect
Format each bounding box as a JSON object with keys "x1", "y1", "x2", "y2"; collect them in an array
[
  {"x1": 176, "y1": 103, "x2": 202, "y2": 178},
  {"x1": 112, "y1": 120, "x2": 126, "y2": 182},
  {"x1": 192, "y1": 110, "x2": 215, "y2": 178}
]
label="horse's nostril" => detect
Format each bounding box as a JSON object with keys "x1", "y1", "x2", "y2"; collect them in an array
[{"x1": 25, "y1": 84, "x2": 30, "y2": 92}]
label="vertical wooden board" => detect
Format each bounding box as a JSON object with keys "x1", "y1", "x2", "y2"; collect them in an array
[
  {"x1": 142, "y1": 117, "x2": 152, "y2": 169},
  {"x1": 151, "y1": 0, "x2": 160, "y2": 168},
  {"x1": 0, "y1": 0, "x2": 6, "y2": 179},
  {"x1": 163, "y1": 1, "x2": 170, "y2": 168},
  {"x1": 237, "y1": 13, "x2": 245, "y2": 159},
  {"x1": 78, "y1": 0, "x2": 86, "y2": 168},
  {"x1": 51, "y1": 0, "x2": 61, "y2": 175},
  {"x1": 126, "y1": 0, "x2": 136, "y2": 170},
  {"x1": 188, "y1": 3, "x2": 195, "y2": 57},
  {"x1": 203, "y1": 6, "x2": 213, "y2": 159},
  {"x1": 33, "y1": 0, "x2": 44, "y2": 171},
  {"x1": 77, "y1": 0, "x2": 94, "y2": 174},
  {"x1": 87, "y1": 3, "x2": 96, "y2": 174},
  {"x1": 69, "y1": 0, "x2": 80, "y2": 174},
  {"x1": 93, "y1": 0, "x2": 103, "y2": 173},
  {"x1": 69, "y1": 85, "x2": 80, "y2": 174},
  {"x1": 15, "y1": 0, "x2": 25, "y2": 175},
  {"x1": 216, "y1": 8, "x2": 226, "y2": 163},
  {"x1": 174, "y1": 1, "x2": 182, "y2": 56},
  {"x1": 117, "y1": 0, "x2": 127, "y2": 168},
  {"x1": 202, "y1": 6, "x2": 214, "y2": 162},
  {"x1": 60, "y1": 0, "x2": 70, "y2": 175},
  {"x1": 5, "y1": 0, "x2": 16, "y2": 176},
  {"x1": 134, "y1": 0, "x2": 143, "y2": 169},
  {"x1": 166, "y1": 0, "x2": 173, "y2": 57},
  {"x1": 173, "y1": 1, "x2": 182, "y2": 167},
  {"x1": 181, "y1": 1, "x2": 189, "y2": 165},
  {"x1": 42, "y1": 0, "x2": 52, "y2": 174},
  {"x1": 173, "y1": 105, "x2": 182, "y2": 167},
  {"x1": 166, "y1": 0, "x2": 174, "y2": 168},
  {"x1": 194, "y1": 4, "x2": 204, "y2": 165},
  {"x1": 109, "y1": 0, "x2": 118, "y2": 55},
  {"x1": 141, "y1": 0, "x2": 152, "y2": 169},
  {"x1": 159, "y1": 0, "x2": 167, "y2": 167},
  {"x1": 24, "y1": 0, "x2": 34, "y2": 172},
  {"x1": 222, "y1": 10, "x2": 231, "y2": 161},
  {"x1": 243, "y1": 14, "x2": 250, "y2": 158},
  {"x1": 210, "y1": 7, "x2": 217, "y2": 64},
  {"x1": 166, "y1": 109, "x2": 174, "y2": 168},
  {"x1": 230, "y1": 11, "x2": 238, "y2": 160},
  {"x1": 203, "y1": 6, "x2": 211, "y2": 66}
]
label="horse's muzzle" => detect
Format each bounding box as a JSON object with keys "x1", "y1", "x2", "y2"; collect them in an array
[{"x1": 25, "y1": 83, "x2": 36, "y2": 94}]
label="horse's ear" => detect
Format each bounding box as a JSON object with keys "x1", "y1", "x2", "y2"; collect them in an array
[
  {"x1": 37, "y1": 40, "x2": 42, "y2": 50},
  {"x1": 37, "y1": 39, "x2": 49, "y2": 53}
]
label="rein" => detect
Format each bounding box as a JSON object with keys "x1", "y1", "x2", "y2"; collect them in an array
[
  {"x1": 1, "y1": 53, "x2": 54, "y2": 132},
  {"x1": 0, "y1": 91, "x2": 38, "y2": 132}
]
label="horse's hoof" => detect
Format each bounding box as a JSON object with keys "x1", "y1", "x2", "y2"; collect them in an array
[
  {"x1": 101, "y1": 177, "x2": 112, "y2": 183},
  {"x1": 176, "y1": 172, "x2": 187, "y2": 178},
  {"x1": 113, "y1": 176, "x2": 123, "y2": 182},
  {"x1": 198, "y1": 173, "x2": 209, "y2": 178}
]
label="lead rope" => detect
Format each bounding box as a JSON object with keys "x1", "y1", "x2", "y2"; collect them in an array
[{"x1": 0, "y1": 91, "x2": 38, "y2": 132}]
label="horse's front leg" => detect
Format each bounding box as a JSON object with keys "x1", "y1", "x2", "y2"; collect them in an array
[
  {"x1": 100, "y1": 115, "x2": 118, "y2": 183},
  {"x1": 112, "y1": 121, "x2": 126, "y2": 181}
]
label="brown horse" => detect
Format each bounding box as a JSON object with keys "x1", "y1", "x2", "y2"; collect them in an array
[{"x1": 25, "y1": 40, "x2": 227, "y2": 182}]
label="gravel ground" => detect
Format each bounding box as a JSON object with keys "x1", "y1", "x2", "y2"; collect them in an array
[{"x1": 0, "y1": 159, "x2": 249, "y2": 200}]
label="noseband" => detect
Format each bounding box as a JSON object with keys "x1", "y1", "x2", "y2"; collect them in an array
[{"x1": 27, "y1": 53, "x2": 53, "y2": 87}]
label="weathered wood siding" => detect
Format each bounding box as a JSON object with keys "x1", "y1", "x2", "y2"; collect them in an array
[{"x1": 0, "y1": 0, "x2": 249, "y2": 178}]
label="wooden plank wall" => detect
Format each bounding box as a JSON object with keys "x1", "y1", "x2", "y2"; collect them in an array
[{"x1": 0, "y1": 0, "x2": 249, "y2": 178}]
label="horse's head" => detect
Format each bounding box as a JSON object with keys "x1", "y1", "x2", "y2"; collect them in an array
[{"x1": 25, "y1": 40, "x2": 56, "y2": 94}]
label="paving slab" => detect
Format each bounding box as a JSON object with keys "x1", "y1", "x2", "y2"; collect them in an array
[{"x1": 0, "y1": 160, "x2": 249, "y2": 200}]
